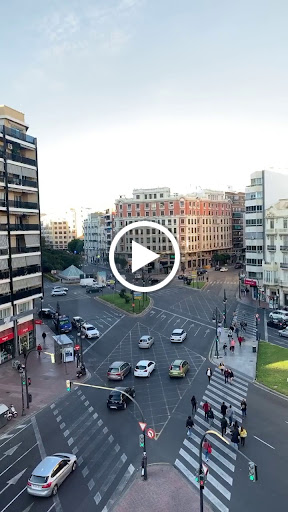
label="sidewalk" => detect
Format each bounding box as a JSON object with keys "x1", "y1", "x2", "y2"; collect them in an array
[
  {"x1": 113, "y1": 464, "x2": 212, "y2": 512},
  {"x1": 0, "y1": 322, "x2": 78, "y2": 431},
  {"x1": 210, "y1": 327, "x2": 258, "y2": 380},
  {"x1": 236, "y1": 291, "x2": 270, "y2": 310}
]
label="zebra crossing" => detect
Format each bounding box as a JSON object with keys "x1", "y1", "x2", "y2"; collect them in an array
[
  {"x1": 50, "y1": 389, "x2": 135, "y2": 512},
  {"x1": 235, "y1": 305, "x2": 257, "y2": 337},
  {"x1": 175, "y1": 368, "x2": 250, "y2": 512}
]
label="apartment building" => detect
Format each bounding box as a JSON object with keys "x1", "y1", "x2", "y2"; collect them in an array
[
  {"x1": 0, "y1": 105, "x2": 42, "y2": 363},
  {"x1": 263, "y1": 199, "x2": 288, "y2": 308},
  {"x1": 245, "y1": 170, "x2": 288, "y2": 299},
  {"x1": 41, "y1": 210, "x2": 77, "y2": 250},
  {"x1": 225, "y1": 191, "x2": 245, "y2": 262},
  {"x1": 83, "y1": 212, "x2": 106, "y2": 263},
  {"x1": 103, "y1": 209, "x2": 115, "y2": 256},
  {"x1": 114, "y1": 187, "x2": 232, "y2": 271}
]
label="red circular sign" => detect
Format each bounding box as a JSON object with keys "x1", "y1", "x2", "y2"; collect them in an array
[{"x1": 146, "y1": 428, "x2": 155, "y2": 439}]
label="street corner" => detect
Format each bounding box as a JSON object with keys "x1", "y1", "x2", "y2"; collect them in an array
[{"x1": 112, "y1": 463, "x2": 213, "y2": 512}]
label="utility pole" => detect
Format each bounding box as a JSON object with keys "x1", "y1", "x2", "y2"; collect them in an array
[{"x1": 223, "y1": 289, "x2": 227, "y2": 328}]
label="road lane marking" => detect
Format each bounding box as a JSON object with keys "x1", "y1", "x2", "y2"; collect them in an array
[
  {"x1": 253, "y1": 436, "x2": 275, "y2": 449},
  {"x1": 0, "y1": 486, "x2": 27, "y2": 512},
  {"x1": 194, "y1": 327, "x2": 201, "y2": 336},
  {"x1": 0, "y1": 443, "x2": 38, "y2": 477},
  {"x1": 0, "y1": 423, "x2": 31, "y2": 449},
  {"x1": 83, "y1": 316, "x2": 124, "y2": 355}
]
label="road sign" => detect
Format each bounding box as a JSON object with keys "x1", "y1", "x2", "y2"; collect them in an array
[
  {"x1": 146, "y1": 427, "x2": 155, "y2": 439},
  {"x1": 138, "y1": 421, "x2": 147, "y2": 431}
]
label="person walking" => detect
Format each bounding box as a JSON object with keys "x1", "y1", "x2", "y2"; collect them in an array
[
  {"x1": 37, "y1": 344, "x2": 42, "y2": 356},
  {"x1": 224, "y1": 367, "x2": 229, "y2": 384},
  {"x1": 227, "y1": 405, "x2": 234, "y2": 427},
  {"x1": 221, "y1": 401, "x2": 227, "y2": 417},
  {"x1": 203, "y1": 438, "x2": 212, "y2": 462},
  {"x1": 228, "y1": 369, "x2": 234, "y2": 384},
  {"x1": 223, "y1": 342, "x2": 228, "y2": 356},
  {"x1": 221, "y1": 416, "x2": 228, "y2": 437},
  {"x1": 42, "y1": 332, "x2": 47, "y2": 347},
  {"x1": 203, "y1": 401, "x2": 210, "y2": 421},
  {"x1": 218, "y1": 361, "x2": 225, "y2": 375},
  {"x1": 191, "y1": 395, "x2": 197, "y2": 415},
  {"x1": 238, "y1": 335, "x2": 243, "y2": 347},
  {"x1": 217, "y1": 326, "x2": 222, "y2": 339},
  {"x1": 186, "y1": 415, "x2": 194, "y2": 438},
  {"x1": 231, "y1": 426, "x2": 240, "y2": 450},
  {"x1": 206, "y1": 367, "x2": 212, "y2": 383},
  {"x1": 207, "y1": 407, "x2": 214, "y2": 427},
  {"x1": 228, "y1": 329, "x2": 233, "y2": 341},
  {"x1": 240, "y1": 426, "x2": 247, "y2": 447},
  {"x1": 235, "y1": 326, "x2": 239, "y2": 337},
  {"x1": 230, "y1": 339, "x2": 235, "y2": 353},
  {"x1": 241, "y1": 398, "x2": 247, "y2": 417}
]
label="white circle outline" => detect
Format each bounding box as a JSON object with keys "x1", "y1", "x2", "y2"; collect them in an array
[{"x1": 109, "y1": 221, "x2": 180, "y2": 293}]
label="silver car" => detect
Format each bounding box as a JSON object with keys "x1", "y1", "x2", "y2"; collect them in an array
[
  {"x1": 139, "y1": 335, "x2": 154, "y2": 349},
  {"x1": 27, "y1": 453, "x2": 77, "y2": 497},
  {"x1": 279, "y1": 328, "x2": 288, "y2": 338}
]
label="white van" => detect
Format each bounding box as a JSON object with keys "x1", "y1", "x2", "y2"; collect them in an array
[{"x1": 80, "y1": 278, "x2": 97, "y2": 287}]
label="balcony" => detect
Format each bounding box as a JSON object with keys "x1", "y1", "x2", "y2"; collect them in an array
[
  {"x1": 8, "y1": 200, "x2": 38, "y2": 210},
  {"x1": 0, "y1": 248, "x2": 8, "y2": 256},
  {"x1": 2, "y1": 126, "x2": 36, "y2": 145},
  {"x1": 267, "y1": 245, "x2": 276, "y2": 251},
  {"x1": 13, "y1": 287, "x2": 42, "y2": 301},
  {"x1": 0, "y1": 224, "x2": 7, "y2": 231},
  {"x1": 280, "y1": 246, "x2": 288, "y2": 251},
  {"x1": 0, "y1": 200, "x2": 6, "y2": 208},
  {"x1": 12, "y1": 265, "x2": 41, "y2": 278},
  {"x1": 280, "y1": 263, "x2": 288, "y2": 269},
  {"x1": 0, "y1": 293, "x2": 11, "y2": 305},
  {"x1": 0, "y1": 269, "x2": 9, "y2": 280},
  {"x1": 11, "y1": 246, "x2": 40, "y2": 255},
  {"x1": 6, "y1": 153, "x2": 36, "y2": 167},
  {"x1": 8, "y1": 177, "x2": 38, "y2": 188},
  {"x1": 9, "y1": 223, "x2": 40, "y2": 232}
]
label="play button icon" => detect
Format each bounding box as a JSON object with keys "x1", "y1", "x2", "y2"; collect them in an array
[
  {"x1": 131, "y1": 241, "x2": 159, "y2": 273},
  {"x1": 109, "y1": 221, "x2": 180, "y2": 293}
]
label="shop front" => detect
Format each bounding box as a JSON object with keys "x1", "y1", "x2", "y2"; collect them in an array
[
  {"x1": 0, "y1": 329, "x2": 14, "y2": 365},
  {"x1": 18, "y1": 320, "x2": 35, "y2": 355}
]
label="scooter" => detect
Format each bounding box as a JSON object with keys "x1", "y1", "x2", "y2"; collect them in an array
[
  {"x1": 9, "y1": 405, "x2": 18, "y2": 418},
  {"x1": 76, "y1": 365, "x2": 86, "y2": 379}
]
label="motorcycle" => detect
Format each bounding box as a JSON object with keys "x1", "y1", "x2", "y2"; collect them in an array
[
  {"x1": 76, "y1": 365, "x2": 86, "y2": 379},
  {"x1": 9, "y1": 405, "x2": 18, "y2": 418}
]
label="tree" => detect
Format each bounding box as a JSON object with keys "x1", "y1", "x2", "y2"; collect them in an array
[
  {"x1": 212, "y1": 253, "x2": 231, "y2": 264},
  {"x1": 68, "y1": 239, "x2": 84, "y2": 254},
  {"x1": 115, "y1": 256, "x2": 127, "y2": 269}
]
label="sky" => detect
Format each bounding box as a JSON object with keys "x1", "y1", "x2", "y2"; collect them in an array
[{"x1": 2, "y1": 0, "x2": 288, "y2": 212}]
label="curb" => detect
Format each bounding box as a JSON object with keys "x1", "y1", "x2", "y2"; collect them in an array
[
  {"x1": 253, "y1": 380, "x2": 288, "y2": 400},
  {"x1": 95, "y1": 296, "x2": 154, "y2": 318}
]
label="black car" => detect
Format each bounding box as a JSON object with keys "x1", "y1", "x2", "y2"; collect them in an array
[
  {"x1": 234, "y1": 263, "x2": 243, "y2": 269},
  {"x1": 86, "y1": 286, "x2": 100, "y2": 294},
  {"x1": 197, "y1": 269, "x2": 207, "y2": 275},
  {"x1": 148, "y1": 278, "x2": 159, "y2": 285},
  {"x1": 107, "y1": 387, "x2": 135, "y2": 410},
  {"x1": 178, "y1": 274, "x2": 185, "y2": 280},
  {"x1": 38, "y1": 308, "x2": 56, "y2": 319},
  {"x1": 267, "y1": 320, "x2": 287, "y2": 330},
  {"x1": 214, "y1": 266, "x2": 221, "y2": 271}
]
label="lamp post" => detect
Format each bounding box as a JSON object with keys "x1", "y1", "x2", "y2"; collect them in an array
[
  {"x1": 77, "y1": 330, "x2": 85, "y2": 365},
  {"x1": 40, "y1": 297, "x2": 43, "y2": 318},
  {"x1": 223, "y1": 289, "x2": 227, "y2": 328},
  {"x1": 238, "y1": 272, "x2": 241, "y2": 300},
  {"x1": 212, "y1": 308, "x2": 221, "y2": 359}
]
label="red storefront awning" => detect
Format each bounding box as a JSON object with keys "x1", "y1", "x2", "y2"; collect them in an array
[
  {"x1": 244, "y1": 279, "x2": 258, "y2": 287},
  {"x1": 34, "y1": 319, "x2": 43, "y2": 325},
  {"x1": 0, "y1": 329, "x2": 14, "y2": 344},
  {"x1": 18, "y1": 320, "x2": 34, "y2": 336}
]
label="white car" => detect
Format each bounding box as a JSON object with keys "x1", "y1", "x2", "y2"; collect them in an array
[
  {"x1": 134, "y1": 360, "x2": 156, "y2": 377},
  {"x1": 53, "y1": 286, "x2": 68, "y2": 292},
  {"x1": 138, "y1": 335, "x2": 154, "y2": 349},
  {"x1": 170, "y1": 329, "x2": 187, "y2": 343},
  {"x1": 51, "y1": 289, "x2": 67, "y2": 297},
  {"x1": 279, "y1": 328, "x2": 288, "y2": 338},
  {"x1": 81, "y1": 323, "x2": 100, "y2": 339},
  {"x1": 269, "y1": 310, "x2": 288, "y2": 322},
  {"x1": 220, "y1": 267, "x2": 228, "y2": 272},
  {"x1": 135, "y1": 273, "x2": 142, "y2": 279}
]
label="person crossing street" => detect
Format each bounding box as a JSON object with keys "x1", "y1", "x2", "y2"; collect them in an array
[
  {"x1": 191, "y1": 395, "x2": 197, "y2": 415},
  {"x1": 203, "y1": 401, "x2": 210, "y2": 421},
  {"x1": 186, "y1": 415, "x2": 194, "y2": 438},
  {"x1": 206, "y1": 367, "x2": 212, "y2": 383},
  {"x1": 221, "y1": 416, "x2": 228, "y2": 437}
]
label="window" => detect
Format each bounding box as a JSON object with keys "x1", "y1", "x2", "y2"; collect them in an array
[
  {"x1": 145, "y1": 203, "x2": 149, "y2": 209},
  {"x1": 136, "y1": 195, "x2": 140, "y2": 199},
  {"x1": 284, "y1": 219, "x2": 288, "y2": 229},
  {"x1": 145, "y1": 195, "x2": 147, "y2": 199},
  {"x1": 0, "y1": 306, "x2": 12, "y2": 319},
  {"x1": 151, "y1": 203, "x2": 156, "y2": 209},
  {"x1": 270, "y1": 220, "x2": 274, "y2": 229},
  {"x1": 160, "y1": 202, "x2": 164, "y2": 208},
  {"x1": 127, "y1": 204, "x2": 131, "y2": 210},
  {"x1": 128, "y1": 212, "x2": 131, "y2": 217},
  {"x1": 152, "y1": 211, "x2": 156, "y2": 216},
  {"x1": 154, "y1": 194, "x2": 157, "y2": 199},
  {"x1": 145, "y1": 212, "x2": 149, "y2": 216},
  {"x1": 169, "y1": 210, "x2": 173, "y2": 216},
  {"x1": 136, "y1": 204, "x2": 140, "y2": 209},
  {"x1": 160, "y1": 193, "x2": 163, "y2": 198}
]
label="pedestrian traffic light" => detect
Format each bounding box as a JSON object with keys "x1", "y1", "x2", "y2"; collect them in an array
[
  {"x1": 139, "y1": 434, "x2": 144, "y2": 448},
  {"x1": 28, "y1": 377, "x2": 31, "y2": 386},
  {"x1": 66, "y1": 380, "x2": 71, "y2": 392},
  {"x1": 22, "y1": 376, "x2": 26, "y2": 386},
  {"x1": 248, "y1": 461, "x2": 257, "y2": 482}
]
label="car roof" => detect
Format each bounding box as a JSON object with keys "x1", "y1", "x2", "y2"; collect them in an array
[
  {"x1": 32, "y1": 455, "x2": 62, "y2": 476},
  {"x1": 83, "y1": 323, "x2": 95, "y2": 328},
  {"x1": 109, "y1": 361, "x2": 126, "y2": 367},
  {"x1": 140, "y1": 335, "x2": 151, "y2": 339},
  {"x1": 171, "y1": 359, "x2": 185, "y2": 365},
  {"x1": 172, "y1": 329, "x2": 183, "y2": 334},
  {"x1": 73, "y1": 316, "x2": 82, "y2": 320},
  {"x1": 136, "y1": 360, "x2": 151, "y2": 365}
]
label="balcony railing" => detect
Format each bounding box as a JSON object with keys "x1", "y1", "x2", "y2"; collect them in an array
[
  {"x1": 0, "y1": 224, "x2": 7, "y2": 231},
  {"x1": 267, "y1": 245, "x2": 276, "y2": 251},
  {"x1": 1, "y1": 126, "x2": 36, "y2": 145},
  {"x1": 8, "y1": 200, "x2": 38, "y2": 210},
  {"x1": 6, "y1": 153, "x2": 36, "y2": 167},
  {"x1": 9, "y1": 223, "x2": 40, "y2": 231},
  {"x1": 280, "y1": 263, "x2": 288, "y2": 269},
  {"x1": 0, "y1": 248, "x2": 8, "y2": 256},
  {"x1": 10, "y1": 246, "x2": 40, "y2": 255},
  {"x1": 280, "y1": 246, "x2": 288, "y2": 251},
  {"x1": 0, "y1": 270, "x2": 9, "y2": 280},
  {"x1": 13, "y1": 287, "x2": 42, "y2": 301},
  {"x1": 0, "y1": 200, "x2": 6, "y2": 208},
  {"x1": 8, "y1": 177, "x2": 38, "y2": 188},
  {"x1": 0, "y1": 293, "x2": 11, "y2": 305},
  {"x1": 12, "y1": 265, "x2": 41, "y2": 278}
]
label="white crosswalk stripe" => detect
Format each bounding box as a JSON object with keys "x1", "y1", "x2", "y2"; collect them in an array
[
  {"x1": 175, "y1": 368, "x2": 249, "y2": 512},
  {"x1": 234, "y1": 305, "x2": 257, "y2": 337}
]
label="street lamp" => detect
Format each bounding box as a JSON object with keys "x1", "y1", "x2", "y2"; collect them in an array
[
  {"x1": 212, "y1": 308, "x2": 221, "y2": 359},
  {"x1": 40, "y1": 297, "x2": 43, "y2": 318},
  {"x1": 223, "y1": 289, "x2": 227, "y2": 328},
  {"x1": 238, "y1": 272, "x2": 241, "y2": 300},
  {"x1": 77, "y1": 330, "x2": 85, "y2": 365}
]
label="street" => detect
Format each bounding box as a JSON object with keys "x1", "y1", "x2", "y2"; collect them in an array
[{"x1": 0, "y1": 268, "x2": 285, "y2": 512}]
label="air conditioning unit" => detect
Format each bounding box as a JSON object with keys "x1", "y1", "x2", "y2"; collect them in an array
[{"x1": 7, "y1": 143, "x2": 13, "y2": 150}]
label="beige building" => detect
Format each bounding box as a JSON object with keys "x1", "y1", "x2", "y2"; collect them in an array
[
  {"x1": 41, "y1": 209, "x2": 77, "y2": 250},
  {"x1": 0, "y1": 105, "x2": 42, "y2": 362}
]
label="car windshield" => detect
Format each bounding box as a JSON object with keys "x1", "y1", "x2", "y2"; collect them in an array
[
  {"x1": 172, "y1": 331, "x2": 182, "y2": 335},
  {"x1": 109, "y1": 368, "x2": 120, "y2": 373},
  {"x1": 86, "y1": 326, "x2": 95, "y2": 331},
  {"x1": 171, "y1": 365, "x2": 180, "y2": 370},
  {"x1": 109, "y1": 392, "x2": 121, "y2": 400},
  {"x1": 136, "y1": 365, "x2": 146, "y2": 370},
  {"x1": 59, "y1": 320, "x2": 69, "y2": 326},
  {"x1": 30, "y1": 475, "x2": 48, "y2": 484}
]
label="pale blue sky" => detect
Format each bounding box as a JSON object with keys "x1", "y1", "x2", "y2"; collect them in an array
[{"x1": 2, "y1": 0, "x2": 288, "y2": 211}]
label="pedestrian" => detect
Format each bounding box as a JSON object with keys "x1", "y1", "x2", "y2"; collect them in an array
[
  {"x1": 230, "y1": 339, "x2": 235, "y2": 353},
  {"x1": 221, "y1": 401, "x2": 227, "y2": 416},
  {"x1": 228, "y1": 369, "x2": 234, "y2": 384},
  {"x1": 223, "y1": 343, "x2": 228, "y2": 356},
  {"x1": 231, "y1": 427, "x2": 240, "y2": 450},
  {"x1": 191, "y1": 395, "x2": 197, "y2": 414},
  {"x1": 203, "y1": 401, "x2": 210, "y2": 421},
  {"x1": 207, "y1": 407, "x2": 214, "y2": 427},
  {"x1": 206, "y1": 367, "x2": 212, "y2": 383},
  {"x1": 206, "y1": 276, "x2": 209, "y2": 282},
  {"x1": 22, "y1": 346, "x2": 27, "y2": 359},
  {"x1": 228, "y1": 329, "x2": 233, "y2": 341},
  {"x1": 203, "y1": 437, "x2": 212, "y2": 462},
  {"x1": 217, "y1": 325, "x2": 222, "y2": 339},
  {"x1": 227, "y1": 405, "x2": 234, "y2": 426},
  {"x1": 230, "y1": 324, "x2": 235, "y2": 332},
  {"x1": 37, "y1": 344, "x2": 42, "y2": 356},
  {"x1": 42, "y1": 332, "x2": 47, "y2": 347},
  {"x1": 241, "y1": 398, "x2": 247, "y2": 417},
  {"x1": 235, "y1": 326, "x2": 239, "y2": 337},
  {"x1": 240, "y1": 426, "x2": 247, "y2": 447},
  {"x1": 221, "y1": 416, "x2": 228, "y2": 437},
  {"x1": 186, "y1": 415, "x2": 194, "y2": 438},
  {"x1": 218, "y1": 361, "x2": 225, "y2": 375},
  {"x1": 238, "y1": 336, "x2": 243, "y2": 348},
  {"x1": 224, "y1": 367, "x2": 229, "y2": 384}
]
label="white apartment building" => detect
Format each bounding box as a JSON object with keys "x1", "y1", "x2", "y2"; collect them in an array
[
  {"x1": 41, "y1": 209, "x2": 77, "y2": 249},
  {"x1": 263, "y1": 199, "x2": 288, "y2": 308},
  {"x1": 245, "y1": 170, "x2": 288, "y2": 299},
  {"x1": 83, "y1": 212, "x2": 106, "y2": 263}
]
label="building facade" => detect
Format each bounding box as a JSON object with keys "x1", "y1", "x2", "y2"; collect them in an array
[
  {"x1": 245, "y1": 170, "x2": 288, "y2": 299},
  {"x1": 83, "y1": 212, "x2": 106, "y2": 263},
  {"x1": 225, "y1": 191, "x2": 245, "y2": 263},
  {"x1": 0, "y1": 105, "x2": 42, "y2": 363},
  {"x1": 263, "y1": 199, "x2": 288, "y2": 308},
  {"x1": 41, "y1": 209, "x2": 77, "y2": 250},
  {"x1": 114, "y1": 187, "x2": 232, "y2": 271}
]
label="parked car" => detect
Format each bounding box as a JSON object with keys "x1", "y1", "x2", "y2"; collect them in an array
[
  {"x1": 169, "y1": 359, "x2": 189, "y2": 378},
  {"x1": 214, "y1": 266, "x2": 221, "y2": 271},
  {"x1": 106, "y1": 279, "x2": 115, "y2": 286},
  {"x1": 38, "y1": 308, "x2": 56, "y2": 319},
  {"x1": 148, "y1": 278, "x2": 159, "y2": 285},
  {"x1": 220, "y1": 267, "x2": 228, "y2": 272},
  {"x1": 269, "y1": 310, "x2": 288, "y2": 322},
  {"x1": 27, "y1": 453, "x2": 77, "y2": 497},
  {"x1": 134, "y1": 360, "x2": 156, "y2": 377},
  {"x1": 107, "y1": 387, "x2": 135, "y2": 410},
  {"x1": 81, "y1": 323, "x2": 100, "y2": 338},
  {"x1": 234, "y1": 263, "x2": 242, "y2": 269},
  {"x1": 86, "y1": 286, "x2": 101, "y2": 294},
  {"x1": 197, "y1": 269, "x2": 207, "y2": 275},
  {"x1": 51, "y1": 289, "x2": 67, "y2": 297},
  {"x1": 267, "y1": 319, "x2": 287, "y2": 330},
  {"x1": 71, "y1": 316, "x2": 85, "y2": 329},
  {"x1": 53, "y1": 315, "x2": 72, "y2": 333},
  {"x1": 279, "y1": 328, "x2": 288, "y2": 338},
  {"x1": 107, "y1": 361, "x2": 131, "y2": 380},
  {"x1": 52, "y1": 286, "x2": 69, "y2": 292},
  {"x1": 170, "y1": 329, "x2": 187, "y2": 343},
  {"x1": 138, "y1": 335, "x2": 154, "y2": 349}
]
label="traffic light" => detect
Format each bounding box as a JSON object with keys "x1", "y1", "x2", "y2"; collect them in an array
[
  {"x1": 28, "y1": 377, "x2": 31, "y2": 386},
  {"x1": 22, "y1": 375, "x2": 26, "y2": 386},
  {"x1": 248, "y1": 461, "x2": 258, "y2": 482},
  {"x1": 66, "y1": 380, "x2": 71, "y2": 392},
  {"x1": 139, "y1": 434, "x2": 144, "y2": 448},
  {"x1": 195, "y1": 469, "x2": 199, "y2": 482}
]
